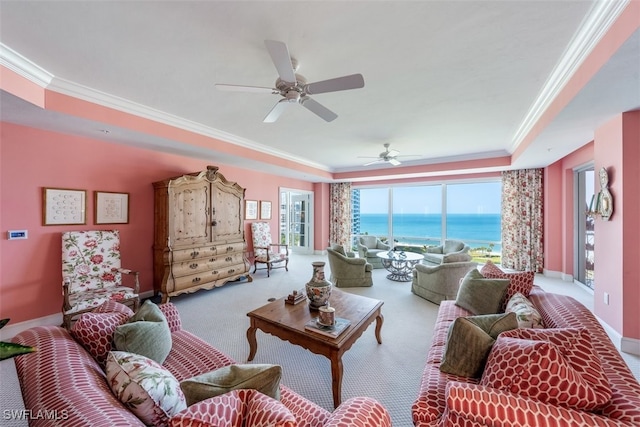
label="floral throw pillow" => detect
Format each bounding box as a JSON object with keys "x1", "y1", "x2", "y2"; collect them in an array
[
  {"x1": 505, "y1": 292, "x2": 544, "y2": 329},
  {"x1": 106, "y1": 351, "x2": 187, "y2": 426}
]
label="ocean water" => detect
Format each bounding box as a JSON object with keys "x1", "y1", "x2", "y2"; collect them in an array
[{"x1": 356, "y1": 213, "x2": 501, "y2": 250}]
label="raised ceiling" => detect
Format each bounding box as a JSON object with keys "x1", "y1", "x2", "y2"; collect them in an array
[{"x1": 1, "y1": 1, "x2": 638, "y2": 182}]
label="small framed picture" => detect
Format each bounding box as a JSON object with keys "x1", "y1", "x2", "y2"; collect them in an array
[
  {"x1": 245, "y1": 200, "x2": 258, "y2": 220},
  {"x1": 43, "y1": 187, "x2": 87, "y2": 226},
  {"x1": 260, "y1": 200, "x2": 272, "y2": 220},
  {"x1": 95, "y1": 191, "x2": 130, "y2": 224}
]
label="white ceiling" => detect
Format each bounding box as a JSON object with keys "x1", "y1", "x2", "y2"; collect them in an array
[{"x1": 1, "y1": 1, "x2": 638, "y2": 182}]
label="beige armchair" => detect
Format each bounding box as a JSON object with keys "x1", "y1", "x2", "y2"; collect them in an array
[
  {"x1": 327, "y1": 245, "x2": 373, "y2": 288},
  {"x1": 423, "y1": 239, "x2": 472, "y2": 265},
  {"x1": 411, "y1": 261, "x2": 477, "y2": 304},
  {"x1": 357, "y1": 236, "x2": 391, "y2": 269}
]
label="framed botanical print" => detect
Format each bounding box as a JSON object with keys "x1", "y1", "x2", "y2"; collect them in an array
[
  {"x1": 95, "y1": 191, "x2": 130, "y2": 224},
  {"x1": 245, "y1": 200, "x2": 258, "y2": 220},
  {"x1": 43, "y1": 187, "x2": 87, "y2": 225},
  {"x1": 260, "y1": 200, "x2": 272, "y2": 220}
]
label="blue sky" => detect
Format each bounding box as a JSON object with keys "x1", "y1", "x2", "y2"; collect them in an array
[{"x1": 358, "y1": 182, "x2": 502, "y2": 214}]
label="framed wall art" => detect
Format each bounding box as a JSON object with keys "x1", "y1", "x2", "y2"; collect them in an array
[
  {"x1": 245, "y1": 200, "x2": 258, "y2": 220},
  {"x1": 260, "y1": 200, "x2": 272, "y2": 220},
  {"x1": 43, "y1": 187, "x2": 87, "y2": 225},
  {"x1": 95, "y1": 191, "x2": 130, "y2": 224}
]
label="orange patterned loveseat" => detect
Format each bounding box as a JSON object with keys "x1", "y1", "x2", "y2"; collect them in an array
[
  {"x1": 13, "y1": 303, "x2": 391, "y2": 427},
  {"x1": 412, "y1": 287, "x2": 640, "y2": 427}
]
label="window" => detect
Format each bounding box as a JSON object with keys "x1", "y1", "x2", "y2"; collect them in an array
[{"x1": 353, "y1": 180, "x2": 501, "y2": 254}]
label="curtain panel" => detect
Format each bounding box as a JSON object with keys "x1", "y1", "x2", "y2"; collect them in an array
[
  {"x1": 501, "y1": 169, "x2": 544, "y2": 272},
  {"x1": 329, "y1": 183, "x2": 352, "y2": 249}
]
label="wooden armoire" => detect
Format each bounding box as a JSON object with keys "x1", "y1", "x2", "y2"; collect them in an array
[{"x1": 153, "y1": 166, "x2": 252, "y2": 303}]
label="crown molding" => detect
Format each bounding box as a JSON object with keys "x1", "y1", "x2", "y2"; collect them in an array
[
  {"x1": 46, "y1": 76, "x2": 330, "y2": 172},
  {"x1": 1, "y1": 42, "x2": 329, "y2": 173},
  {"x1": 0, "y1": 43, "x2": 53, "y2": 88},
  {"x1": 510, "y1": 0, "x2": 630, "y2": 151}
]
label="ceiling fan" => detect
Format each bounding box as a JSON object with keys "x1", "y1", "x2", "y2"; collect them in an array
[
  {"x1": 360, "y1": 143, "x2": 419, "y2": 166},
  {"x1": 215, "y1": 40, "x2": 364, "y2": 123}
]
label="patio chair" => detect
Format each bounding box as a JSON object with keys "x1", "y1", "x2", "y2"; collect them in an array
[{"x1": 62, "y1": 230, "x2": 139, "y2": 329}]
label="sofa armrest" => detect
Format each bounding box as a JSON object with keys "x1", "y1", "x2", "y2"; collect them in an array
[
  {"x1": 425, "y1": 245, "x2": 443, "y2": 254},
  {"x1": 325, "y1": 397, "x2": 392, "y2": 427},
  {"x1": 445, "y1": 382, "x2": 627, "y2": 427},
  {"x1": 377, "y1": 241, "x2": 391, "y2": 250},
  {"x1": 358, "y1": 245, "x2": 369, "y2": 257},
  {"x1": 159, "y1": 303, "x2": 182, "y2": 333}
]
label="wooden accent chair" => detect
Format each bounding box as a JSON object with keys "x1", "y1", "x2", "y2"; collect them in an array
[
  {"x1": 61, "y1": 230, "x2": 139, "y2": 329},
  {"x1": 250, "y1": 222, "x2": 289, "y2": 277}
]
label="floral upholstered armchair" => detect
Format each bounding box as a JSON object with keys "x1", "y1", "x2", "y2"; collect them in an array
[
  {"x1": 250, "y1": 222, "x2": 289, "y2": 277},
  {"x1": 61, "y1": 230, "x2": 139, "y2": 329}
]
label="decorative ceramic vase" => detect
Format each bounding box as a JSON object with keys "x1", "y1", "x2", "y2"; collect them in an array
[{"x1": 305, "y1": 261, "x2": 332, "y2": 310}]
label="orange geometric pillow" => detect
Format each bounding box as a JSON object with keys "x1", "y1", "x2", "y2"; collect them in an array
[
  {"x1": 480, "y1": 328, "x2": 611, "y2": 411},
  {"x1": 169, "y1": 389, "x2": 296, "y2": 427},
  {"x1": 480, "y1": 261, "x2": 535, "y2": 310},
  {"x1": 71, "y1": 311, "x2": 130, "y2": 367}
]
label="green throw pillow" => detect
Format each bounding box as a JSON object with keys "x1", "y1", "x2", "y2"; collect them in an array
[
  {"x1": 114, "y1": 300, "x2": 172, "y2": 364},
  {"x1": 440, "y1": 312, "x2": 518, "y2": 378},
  {"x1": 180, "y1": 364, "x2": 282, "y2": 406},
  {"x1": 455, "y1": 269, "x2": 510, "y2": 315}
]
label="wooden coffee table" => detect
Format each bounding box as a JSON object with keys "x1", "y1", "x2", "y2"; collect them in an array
[{"x1": 246, "y1": 288, "x2": 383, "y2": 408}]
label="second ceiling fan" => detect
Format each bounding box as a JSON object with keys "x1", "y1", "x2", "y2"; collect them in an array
[{"x1": 215, "y1": 40, "x2": 364, "y2": 123}]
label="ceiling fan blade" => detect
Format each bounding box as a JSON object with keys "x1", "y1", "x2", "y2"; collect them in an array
[
  {"x1": 388, "y1": 158, "x2": 402, "y2": 166},
  {"x1": 215, "y1": 84, "x2": 277, "y2": 94},
  {"x1": 300, "y1": 97, "x2": 338, "y2": 122},
  {"x1": 363, "y1": 159, "x2": 384, "y2": 166},
  {"x1": 387, "y1": 149, "x2": 400, "y2": 157},
  {"x1": 263, "y1": 100, "x2": 291, "y2": 123},
  {"x1": 264, "y1": 40, "x2": 297, "y2": 84},
  {"x1": 304, "y1": 74, "x2": 365, "y2": 95}
]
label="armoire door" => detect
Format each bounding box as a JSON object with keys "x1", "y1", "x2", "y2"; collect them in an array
[
  {"x1": 168, "y1": 179, "x2": 211, "y2": 247},
  {"x1": 211, "y1": 184, "x2": 243, "y2": 242}
]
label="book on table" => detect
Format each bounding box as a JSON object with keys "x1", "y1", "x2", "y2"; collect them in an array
[{"x1": 304, "y1": 317, "x2": 351, "y2": 338}]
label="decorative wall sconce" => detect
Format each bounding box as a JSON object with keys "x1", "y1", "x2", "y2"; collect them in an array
[{"x1": 587, "y1": 167, "x2": 613, "y2": 221}]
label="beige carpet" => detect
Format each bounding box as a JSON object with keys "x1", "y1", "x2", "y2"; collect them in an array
[{"x1": 171, "y1": 253, "x2": 438, "y2": 426}]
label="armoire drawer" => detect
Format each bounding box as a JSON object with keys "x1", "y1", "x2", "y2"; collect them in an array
[
  {"x1": 170, "y1": 252, "x2": 245, "y2": 277},
  {"x1": 170, "y1": 242, "x2": 246, "y2": 262},
  {"x1": 171, "y1": 262, "x2": 249, "y2": 292}
]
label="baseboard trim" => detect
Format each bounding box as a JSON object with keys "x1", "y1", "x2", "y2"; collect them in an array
[
  {"x1": 621, "y1": 337, "x2": 640, "y2": 356},
  {"x1": 0, "y1": 291, "x2": 156, "y2": 339},
  {"x1": 0, "y1": 313, "x2": 61, "y2": 340},
  {"x1": 542, "y1": 269, "x2": 574, "y2": 282}
]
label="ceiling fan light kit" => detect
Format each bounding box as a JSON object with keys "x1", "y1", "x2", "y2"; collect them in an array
[
  {"x1": 216, "y1": 40, "x2": 364, "y2": 123},
  {"x1": 361, "y1": 143, "x2": 420, "y2": 167}
]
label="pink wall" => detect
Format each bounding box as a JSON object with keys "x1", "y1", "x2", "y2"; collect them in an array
[
  {"x1": 0, "y1": 122, "x2": 314, "y2": 324},
  {"x1": 592, "y1": 112, "x2": 640, "y2": 339}
]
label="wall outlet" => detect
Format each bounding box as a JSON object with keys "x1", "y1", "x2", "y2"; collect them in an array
[
  {"x1": 603, "y1": 292, "x2": 610, "y2": 305},
  {"x1": 7, "y1": 230, "x2": 28, "y2": 240}
]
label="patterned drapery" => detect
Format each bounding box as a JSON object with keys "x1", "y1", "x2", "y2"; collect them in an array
[
  {"x1": 329, "y1": 183, "x2": 352, "y2": 249},
  {"x1": 501, "y1": 169, "x2": 544, "y2": 272}
]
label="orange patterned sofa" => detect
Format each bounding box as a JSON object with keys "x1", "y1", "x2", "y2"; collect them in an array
[
  {"x1": 412, "y1": 287, "x2": 640, "y2": 427},
  {"x1": 13, "y1": 303, "x2": 391, "y2": 427}
]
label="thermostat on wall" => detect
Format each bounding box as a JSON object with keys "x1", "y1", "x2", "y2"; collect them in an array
[{"x1": 8, "y1": 230, "x2": 28, "y2": 240}]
